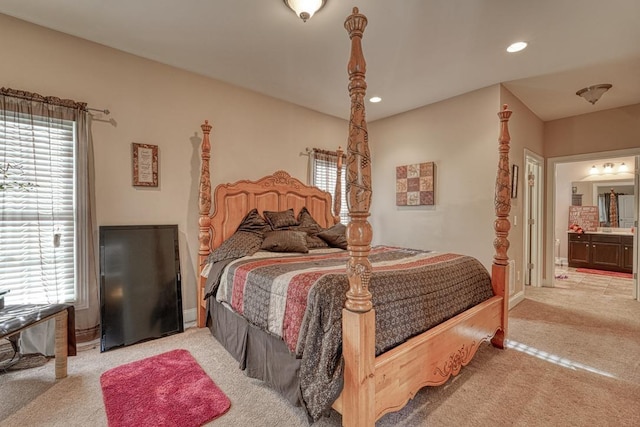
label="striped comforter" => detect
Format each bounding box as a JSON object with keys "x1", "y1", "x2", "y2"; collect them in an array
[{"x1": 214, "y1": 245, "x2": 494, "y2": 420}]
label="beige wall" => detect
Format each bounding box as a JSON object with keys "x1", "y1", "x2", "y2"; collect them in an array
[
  {"x1": 0, "y1": 14, "x2": 347, "y2": 316},
  {"x1": 545, "y1": 104, "x2": 640, "y2": 158},
  {"x1": 499, "y1": 87, "x2": 545, "y2": 292},
  {"x1": 369, "y1": 86, "x2": 499, "y2": 268},
  {"x1": 368, "y1": 85, "x2": 543, "y2": 302}
]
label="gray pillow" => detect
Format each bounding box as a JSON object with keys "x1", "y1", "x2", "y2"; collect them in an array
[
  {"x1": 304, "y1": 233, "x2": 330, "y2": 249},
  {"x1": 207, "y1": 231, "x2": 263, "y2": 264},
  {"x1": 263, "y1": 208, "x2": 299, "y2": 230},
  {"x1": 297, "y1": 207, "x2": 323, "y2": 233},
  {"x1": 205, "y1": 208, "x2": 269, "y2": 264},
  {"x1": 317, "y1": 223, "x2": 348, "y2": 249},
  {"x1": 293, "y1": 207, "x2": 329, "y2": 249},
  {"x1": 237, "y1": 208, "x2": 270, "y2": 236},
  {"x1": 261, "y1": 230, "x2": 309, "y2": 253}
]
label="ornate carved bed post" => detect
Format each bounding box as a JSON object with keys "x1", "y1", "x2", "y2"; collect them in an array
[
  {"x1": 491, "y1": 105, "x2": 512, "y2": 348},
  {"x1": 197, "y1": 120, "x2": 213, "y2": 328},
  {"x1": 342, "y1": 7, "x2": 375, "y2": 427},
  {"x1": 344, "y1": 8, "x2": 373, "y2": 315}
]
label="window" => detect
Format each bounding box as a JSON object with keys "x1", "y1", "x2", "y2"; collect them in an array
[
  {"x1": 311, "y1": 151, "x2": 349, "y2": 224},
  {"x1": 1, "y1": 107, "x2": 87, "y2": 306}
]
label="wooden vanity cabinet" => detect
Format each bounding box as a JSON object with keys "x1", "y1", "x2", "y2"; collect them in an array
[
  {"x1": 622, "y1": 236, "x2": 634, "y2": 272},
  {"x1": 568, "y1": 233, "x2": 633, "y2": 273},
  {"x1": 590, "y1": 234, "x2": 622, "y2": 271},
  {"x1": 568, "y1": 233, "x2": 590, "y2": 268}
]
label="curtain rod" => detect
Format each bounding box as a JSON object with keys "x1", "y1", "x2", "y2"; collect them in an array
[
  {"x1": 1, "y1": 87, "x2": 109, "y2": 114},
  {"x1": 299, "y1": 147, "x2": 312, "y2": 157},
  {"x1": 87, "y1": 107, "x2": 110, "y2": 115},
  {"x1": 299, "y1": 147, "x2": 346, "y2": 158}
]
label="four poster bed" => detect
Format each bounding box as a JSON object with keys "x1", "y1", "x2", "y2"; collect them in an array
[{"x1": 196, "y1": 7, "x2": 511, "y2": 426}]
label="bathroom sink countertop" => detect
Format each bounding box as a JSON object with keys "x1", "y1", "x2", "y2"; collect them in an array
[{"x1": 568, "y1": 229, "x2": 634, "y2": 236}]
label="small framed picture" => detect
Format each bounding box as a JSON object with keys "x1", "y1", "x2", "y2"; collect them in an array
[
  {"x1": 511, "y1": 164, "x2": 518, "y2": 199},
  {"x1": 132, "y1": 143, "x2": 158, "y2": 187}
]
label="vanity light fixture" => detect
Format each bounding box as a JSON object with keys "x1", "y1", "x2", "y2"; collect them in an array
[
  {"x1": 603, "y1": 163, "x2": 614, "y2": 174},
  {"x1": 283, "y1": 0, "x2": 326, "y2": 22},
  {"x1": 588, "y1": 162, "x2": 633, "y2": 177}
]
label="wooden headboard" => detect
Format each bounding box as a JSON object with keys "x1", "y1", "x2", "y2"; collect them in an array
[
  {"x1": 209, "y1": 170, "x2": 337, "y2": 250},
  {"x1": 196, "y1": 121, "x2": 339, "y2": 326}
]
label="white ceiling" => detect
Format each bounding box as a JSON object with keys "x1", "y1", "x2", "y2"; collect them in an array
[{"x1": 1, "y1": 0, "x2": 640, "y2": 122}]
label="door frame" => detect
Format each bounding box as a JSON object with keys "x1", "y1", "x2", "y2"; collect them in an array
[
  {"x1": 545, "y1": 148, "x2": 640, "y2": 301},
  {"x1": 524, "y1": 149, "x2": 544, "y2": 287},
  {"x1": 634, "y1": 156, "x2": 639, "y2": 300}
]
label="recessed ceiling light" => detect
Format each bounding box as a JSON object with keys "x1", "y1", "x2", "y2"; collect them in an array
[
  {"x1": 369, "y1": 96, "x2": 382, "y2": 103},
  {"x1": 506, "y1": 41, "x2": 528, "y2": 53}
]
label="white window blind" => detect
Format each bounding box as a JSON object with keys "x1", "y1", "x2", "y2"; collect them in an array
[
  {"x1": 312, "y1": 157, "x2": 349, "y2": 224},
  {"x1": 0, "y1": 113, "x2": 78, "y2": 304}
]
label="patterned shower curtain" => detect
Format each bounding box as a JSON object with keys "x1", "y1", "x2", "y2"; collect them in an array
[{"x1": 609, "y1": 189, "x2": 619, "y2": 227}]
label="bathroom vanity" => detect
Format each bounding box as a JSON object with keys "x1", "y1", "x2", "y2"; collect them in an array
[{"x1": 568, "y1": 229, "x2": 634, "y2": 273}]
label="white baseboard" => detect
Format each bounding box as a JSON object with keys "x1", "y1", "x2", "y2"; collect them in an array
[
  {"x1": 509, "y1": 290, "x2": 525, "y2": 309},
  {"x1": 183, "y1": 308, "x2": 197, "y2": 329},
  {"x1": 555, "y1": 257, "x2": 568, "y2": 267}
]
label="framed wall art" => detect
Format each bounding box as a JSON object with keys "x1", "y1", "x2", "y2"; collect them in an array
[
  {"x1": 132, "y1": 143, "x2": 158, "y2": 187},
  {"x1": 396, "y1": 161, "x2": 436, "y2": 206}
]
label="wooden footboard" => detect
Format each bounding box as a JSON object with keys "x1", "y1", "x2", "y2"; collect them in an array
[{"x1": 332, "y1": 295, "x2": 504, "y2": 421}]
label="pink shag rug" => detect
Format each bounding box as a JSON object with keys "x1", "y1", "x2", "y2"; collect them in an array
[
  {"x1": 576, "y1": 268, "x2": 633, "y2": 279},
  {"x1": 100, "y1": 349, "x2": 230, "y2": 427}
]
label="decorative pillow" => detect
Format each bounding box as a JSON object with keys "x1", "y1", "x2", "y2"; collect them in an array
[
  {"x1": 294, "y1": 207, "x2": 329, "y2": 249},
  {"x1": 236, "y1": 208, "x2": 270, "y2": 236},
  {"x1": 261, "y1": 230, "x2": 309, "y2": 253},
  {"x1": 263, "y1": 208, "x2": 299, "y2": 230},
  {"x1": 297, "y1": 207, "x2": 323, "y2": 232},
  {"x1": 304, "y1": 233, "x2": 330, "y2": 249},
  {"x1": 205, "y1": 209, "x2": 270, "y2": 264},
  {"x1": 206, "y1": 231, "x2": 263, "y2": 264},
  {"x1": 317, "y1": 223, "x2": 348, "y2": 249}
]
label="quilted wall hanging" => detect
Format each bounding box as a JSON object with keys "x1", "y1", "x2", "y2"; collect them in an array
[{"x1": 396, "y1": 162, "x2": 436, "y2": 206}]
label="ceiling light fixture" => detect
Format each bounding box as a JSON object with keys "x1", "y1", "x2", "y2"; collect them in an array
[
  {"x1": 589, "y1": 165, "x2": 599, "y2": 175},
  {"x1": 369, "y1": 96, "x2": 382, "y2": 103},
  {"x1": 576, "y1": 84, "x2": 612, "y2": 105},
  {"x1": 506, "y1": 41, "x2": 527, "y2": 53},
  {"x1": 283, "y1": 0, "x2": 326, "y2": 22}
]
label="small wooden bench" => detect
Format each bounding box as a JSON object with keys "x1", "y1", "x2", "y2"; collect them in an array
[{"x1": 0, "y1": 304, "x2": 76, "y2": 379}]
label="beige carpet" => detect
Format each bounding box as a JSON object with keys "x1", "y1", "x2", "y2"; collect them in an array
[{"x1": 1, "y1": 282, "x2": 639, "y2": 426}]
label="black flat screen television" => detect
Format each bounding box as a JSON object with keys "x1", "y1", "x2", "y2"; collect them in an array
[{"x1": 99, "y1": 224, "x2": 183, "y2": 352}]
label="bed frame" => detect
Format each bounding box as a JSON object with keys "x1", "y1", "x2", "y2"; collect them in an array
[{"x1": 196, "y1": 7, "x2": 511, "y2": 426}]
